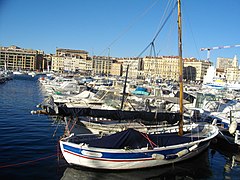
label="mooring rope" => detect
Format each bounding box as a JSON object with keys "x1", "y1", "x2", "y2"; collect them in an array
[
  {"x1": 0, "y1": 141, "x2": 63, "y2": 169},
  {"x1": 218, "y1": 130, "x2": 236, "y2": 145},
  {"x1": 140, "y1": 132, "x2": 157, "y2": 148},
  {"x1": 0, "y1": 153, "x2": 59, "y2": 169}
]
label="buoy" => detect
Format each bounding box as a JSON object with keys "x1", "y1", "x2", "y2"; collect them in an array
[
  {"x1": 189, "y1": 144, "x2": 198, "y2": 151},
  {"x1": 212, "y1": 119, "x2": 217, "y2": 125},
  {"x1": 176, "y1": 149, "x2": 189, "y2": 157},
  {"x1": 152, "y1": 153, "x2": 165, "y2": 160},
  {"x1": 30, "y1": 110, "x2": 36, "y2": 114},
  {"x1": 229, "y1": 120, "x2": 238, "y2": 134}
]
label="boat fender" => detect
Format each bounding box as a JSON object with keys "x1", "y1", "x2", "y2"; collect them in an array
[
  {"x1": 189, "y1": 144, "x2": 198, "y2": 151},
  {"x1": 31, "y1": 110, "x2": 48, "y2": 114},
  {"x1": 176, "y1": 149, "x2": 189, "y2": 157},
  {"x1": 30, "y1": 110, "x2": 37, "y2": 114},
  {"x1": 212, "y1": 119, "x2": 217, "y2": 125},
  {"x1": 229, "y1": 120, "x2": 238, "y2": 134},
  {"x1": 152, "y1": 153, "x2": 164, "y2": 160},
  {"x1": 124, "y1": 146, "x2": 131, "y2": 150}
]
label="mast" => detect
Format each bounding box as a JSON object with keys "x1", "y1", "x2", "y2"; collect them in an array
[
  {"x1": 121, "y1": 64, "x2": 129, "y2": 110},
  {"x1": 107, "y1": 48, "x2": 110, "y2": 80},
  {"x1": 177, "y1": 0, "x2": 184, "y2": 136}
]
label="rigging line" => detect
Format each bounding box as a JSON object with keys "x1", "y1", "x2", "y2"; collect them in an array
[
  {"x1": 100, "y1": 0, "x2": 160, "y2": 56},
  {"x1": 150, "y1": 42, "x2": 154, "y2": 57},
  {"x1": 136, "y1": 1, "x2": 177, "y2": 59},
  {"x1": 52, "y1": 120, "x2": 60, "y2": 138},
  {"x1": 137, "y1": 42, "x2": 153, "y2": 58},
  {"x1": 156, "y1": 10, "x2": 176, "y2": 56},
  {"x1": 218, "y1": 130, "x2": 236, "y2": 145},
  {"x1": 151, "y1": 1, "x2": 178, "y2": 43},
  {"x1": 148, "y1": 43, "x2": 157, "y2": 75},
  {"x1": 152, "y1": 42, "x2": 157, "y2": 57},
  {"x1": 181, "y1": 0, "x2": 201, "y2": 60},
  {"x1": 69, "y1": 116, "x2": 78, "y2": 133},
  {"x1": 153, "y1": 0, "x2": 175, "y2": 37},
  {"x1": 123, "y1": 0, "x2": 176, "y2": 67}
]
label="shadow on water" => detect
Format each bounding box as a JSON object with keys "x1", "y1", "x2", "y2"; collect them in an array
[
  {"x1": 60, "y1": 150, "x2": 212, "y2": 180},
  {"x1": 12, "y1": 74, "x2": 43, "y2": 81},
  {"x1": 210, "y1": 135, "x2": 240, "y2": 162},
  {"x1": 209, "y1": 137, "x2": 240, "y2": 180}
]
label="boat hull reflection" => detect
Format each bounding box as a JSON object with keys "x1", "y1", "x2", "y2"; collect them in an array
[{"x1": 61, "y1": 150, "x2": 212, "y2": 180}]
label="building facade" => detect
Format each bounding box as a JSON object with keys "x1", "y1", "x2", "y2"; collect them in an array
[
  {"x1": 184, "y1": 58, "x2": 212, "y2": 82},
  {"x1": 92, "y1": 56, "x2": 114, "y2": 76},
  {"x1": 226, "y1": 67, "x2": 240, "y2": 82},
  {"x1": 143, "y1": 56, "x2": 180, "y2": 81},
  {"x1": 110, "y1": 62, "x2": 122, "y2": 76},
  {"x1": 0, "y1": 45, "x2": 44, "y2": 71},
  {"x1": 51, "y1": 48, "x2": 91, "y2": 73},
  {"x1": 216, "y1": 57, "x2": 234, "y2": 70},
  {"x1": 214, "y1": 55, "x2": 240, "y2": 83},
  {"x1": 116, "y1": 57, "x2": 143, "y2": 79},
  {"x1": 143, "y1": 56, "x2": 211, "y2": 82}
]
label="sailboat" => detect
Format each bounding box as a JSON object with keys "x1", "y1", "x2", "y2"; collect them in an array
[{"x1": 59, "y1": 0, "x2": 219, "y2": 170}]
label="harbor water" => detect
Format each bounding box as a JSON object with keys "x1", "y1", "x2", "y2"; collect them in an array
[{"x1": 0, "y1": 77, "x2": 240, "y2": 180}]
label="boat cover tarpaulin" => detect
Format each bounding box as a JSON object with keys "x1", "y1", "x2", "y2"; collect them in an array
[
  {"x1": 39, "y1": 96, "x2": 179, "y2": 124},
  {"x1": 57, "y1": 106, "x2": 180, "y2": 124},
  {"x1": 80, "y1": 128, "x2": 202, "y2": 149},
  {"x1": 83, "y1": 128, "x2": 151, "y2": 149}
]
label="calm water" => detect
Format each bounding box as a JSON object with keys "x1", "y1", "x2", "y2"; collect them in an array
[{"x1": 0, "y1": 77, "x2": 240, "y2": 180}]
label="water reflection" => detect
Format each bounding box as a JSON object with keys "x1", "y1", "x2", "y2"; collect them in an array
[
  {"x1": 210, "y1": 140, "x2": 240, "y2": 179},
  {"x1": 61, "y1": 150, "x2": 212, "y2": 180},
  {"x1": 210, "y1": 138, "x2": 240, "y2": 166}
]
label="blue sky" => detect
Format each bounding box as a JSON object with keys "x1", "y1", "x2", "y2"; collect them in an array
[{"x1": 0, "y1": 0, "x2": 240, "y2": 66}]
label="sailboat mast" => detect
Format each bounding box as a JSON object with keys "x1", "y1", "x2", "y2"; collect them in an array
[
  {"x1": 177, "y1": 0, "x2": 184, "y2": 136},
  {"x1": 121, "y1": 64, "x2": 129, "y2": 110}
]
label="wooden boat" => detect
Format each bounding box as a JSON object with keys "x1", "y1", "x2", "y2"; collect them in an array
[
  {"x1": 60, "y1": 123, "x2": 218, "y2": 170},
  {"x1": 59, "y1": 0, "x2": 219, "y2": 170}
]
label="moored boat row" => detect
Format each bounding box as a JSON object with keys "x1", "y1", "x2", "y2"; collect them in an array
[{"x1": 31, "y1": 0, "x2": 223, "y2": 170}]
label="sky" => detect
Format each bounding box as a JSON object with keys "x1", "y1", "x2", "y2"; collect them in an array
[{"x1": 0, "y1": 0, "x2": 240, "y2": 66}]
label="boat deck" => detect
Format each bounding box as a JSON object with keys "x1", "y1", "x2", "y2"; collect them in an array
[{"x1": 68, "y1": 128, "x2": 205, "y2": 149}]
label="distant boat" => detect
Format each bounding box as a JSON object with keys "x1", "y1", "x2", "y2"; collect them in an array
[
  {"x1": 27, "y1": 71, "x2": 36, "y2": 77},
  {"x1": 131, "y1": 86, "x2": 151, "y2": 96},
  {"x1": 13, "y1": 71, "x2": 24, "y2": 75},
  {"x1": 203, "y1": 102, "x2": 240, "y2": 147}
]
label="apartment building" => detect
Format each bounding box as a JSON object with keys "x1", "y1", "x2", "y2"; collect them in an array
[
  {"x1": 116, "y1": 57, "x2": 143, "y2": 79},
  {"x1": 51, "y1": 48, "x2": 91, "y2": 73},
  {"x1": 184, "y1": 58, "x2": 212, "y2": 82},
  {"x1": 143, "y1": 56, "x2": 179, "y2": 81},
  {"x1": 92, "y1": 56, "x2": 114, "y2": 76},
  {"x1": 216, "y1": 57, "x2": 234, "y2": 70},
  {"x1": 110, "y1": 62, "x2": 122, "y2": 76},
  {"x1": 0, "y1": 45, "x2": 44, "y2": 71},
  {"x1": 226, "y1": 67, "x2": 240, "y2": 82},
  {"x1": 143, "y1": 56, "x2": 211, "y2": 82},
  {"x1": 214, "y1": 55, "x2": 240, "y2": 83}
]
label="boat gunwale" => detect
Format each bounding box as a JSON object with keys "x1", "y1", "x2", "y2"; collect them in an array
[{"x1": 60, "y1": 124, "x2": 218, "y2": 153}]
